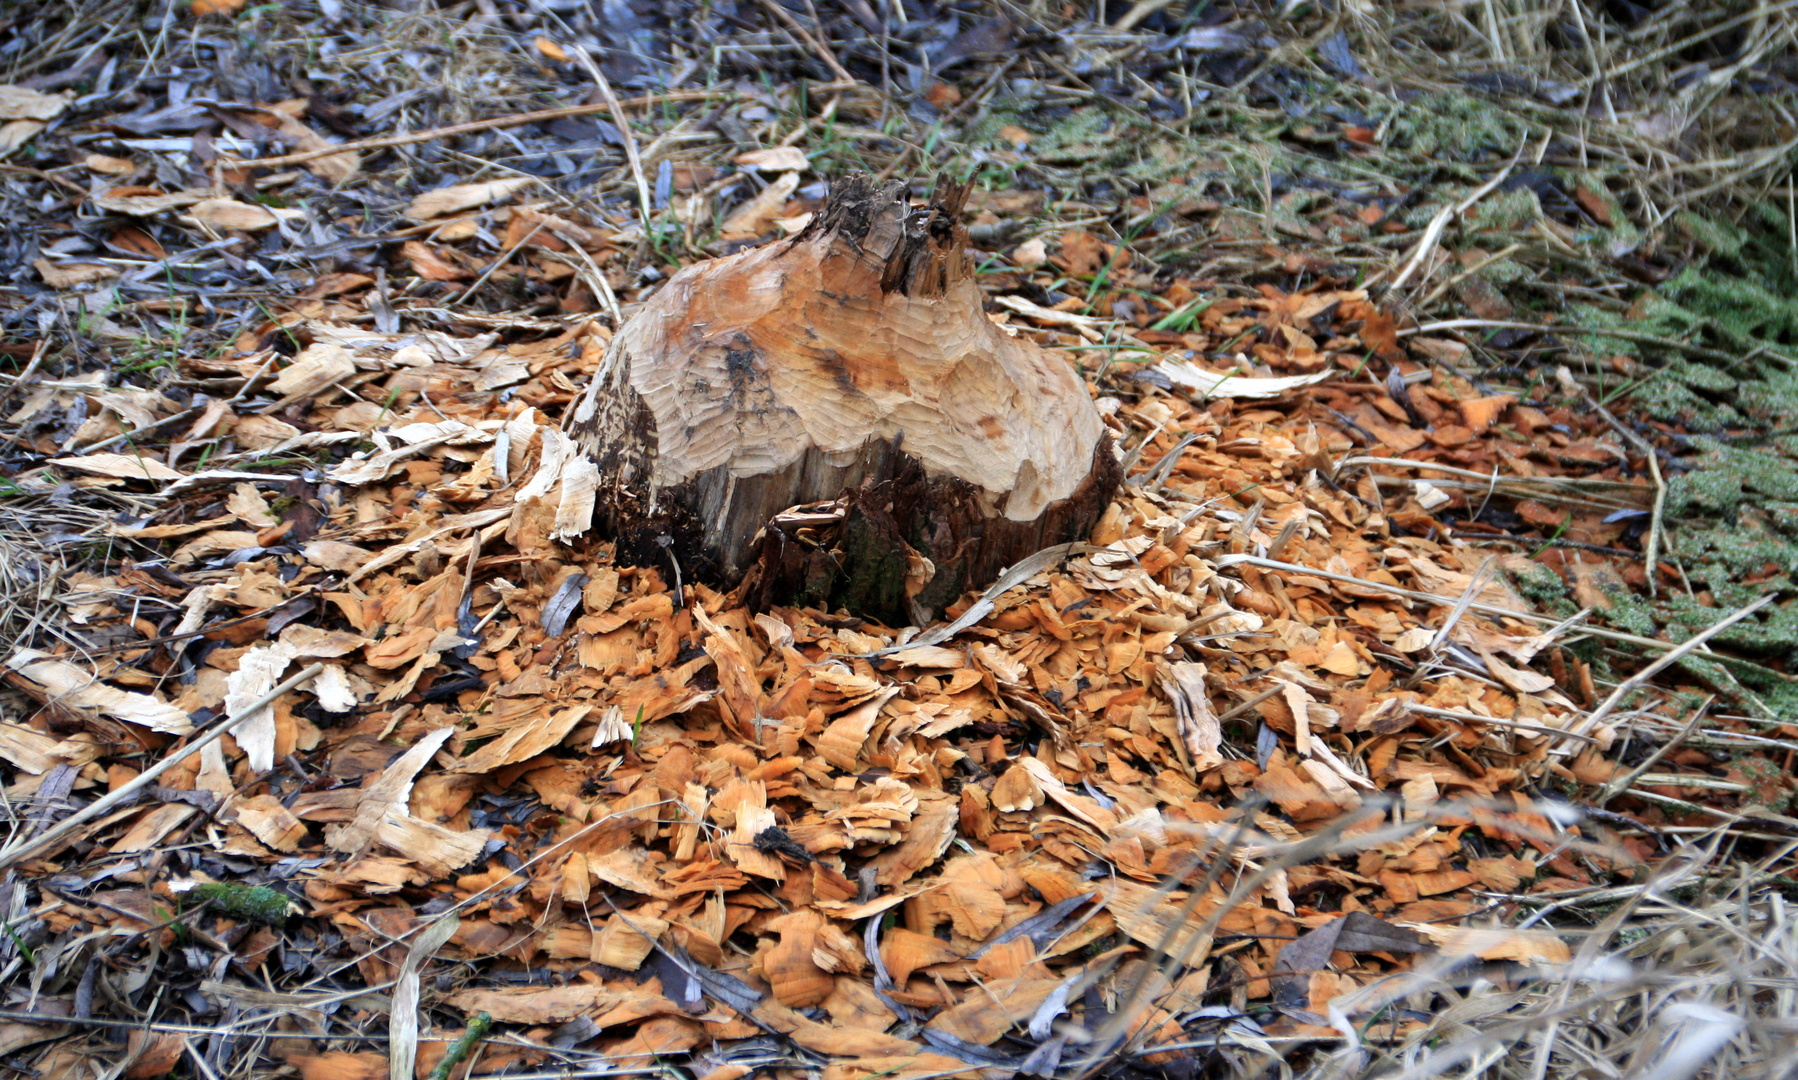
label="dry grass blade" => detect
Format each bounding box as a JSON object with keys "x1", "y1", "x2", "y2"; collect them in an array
[
  {"x1": 1563, "y1": 594, "x2": 1776, "y2": 744},
  {"x1": 391, "y1": 915, "x2": 462, "y2": 1080},
  {"x1": 570, "y1": 46, "x2": 653, "y2": 231},
  {"x1": 1216, "y1": 554, "x2": 1672, "y2": 651}
]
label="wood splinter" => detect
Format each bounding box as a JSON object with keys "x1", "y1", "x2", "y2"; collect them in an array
[{"x1": 565, "y1": 172, "x2": 1119, "y2": 624}]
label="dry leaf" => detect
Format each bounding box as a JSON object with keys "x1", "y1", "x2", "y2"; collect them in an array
[
  {"x1": 267, "y1": 112, "x2": 359, "y2": 182},
  {"x1": 5, "y1": 649, "x2": 192, "y2": 733},
  {"x1": 84, "y1": 153, "x2": 135, "y2": 174},
  {"x1": 1273, "y1": 911, "x2": 1425, "y2": 1009},
  {"x1": 171, "y1": 531, "x2": 264, "y2": 565},
  {"x1": 446, "y1": 983, "x2": 616, "y2": 1023},
  {"x1": 0, "y1": 86, "x2": 71, "y2": 121},
  {"x1": 35, "y1": 259, "x2": 119, "y2": 288},
  {"x1": 401, "y1": 240, "x2": 467, "y2": 280},
  {"x1": 1459, "y1": 394, "x2": 1516, "y2": 432},
  {"x1": 721, "y1": 171, "x2": 799, "y2": 241},
  {"x1": 227, "y1": 483, "x2": 279, "y2": 527},
  {"x1": 287, "y1": 1053, "x2": 388, "y2": 1080},
  {"x1": 50, "y1": 453, "x2": 182, "y2": 481},
  {"x1": 735, "y1": 147, "x2": 809, "y2": 172},
  {"x1": 1403, "y1": 923, "x2": 1570, "y2": 965},
  {"x1": 0, "y1": 121, "x2": 41, "y2": 155},
  {"x1": 125, "y1": 1031, "x2": 187, "y2": 1080},
  {"x1": 93, "y1": 187, "x2": 207, "y2": 215},
  {"x1": 271, "y1": 343, "x2": 355, "y2": 399},
  {"x1": 182, "y1": 198, "x2": 304, "y2": 231},
  {"x1": 406, "y1": 178, "x2": 535, "y2": 220}
]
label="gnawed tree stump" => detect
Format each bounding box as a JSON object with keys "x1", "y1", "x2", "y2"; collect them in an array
[{"x1": 565, "y1": 173, "x2": 1119, "y2": 624}]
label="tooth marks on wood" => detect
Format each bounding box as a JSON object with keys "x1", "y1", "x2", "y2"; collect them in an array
[{"x1": 566, "y1": 171, "x2": 1117, "y2": 621}]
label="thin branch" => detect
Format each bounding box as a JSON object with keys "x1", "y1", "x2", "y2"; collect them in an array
[
  {"x1": 1563, "y1": 595, "x2": 1775, "y2": 744},
  {"x1": 226, "y1": 91, "x2": 735, "y2": 170},
  {"x1": 0, "y1": 663, "x2": 325, "y2": 869}
]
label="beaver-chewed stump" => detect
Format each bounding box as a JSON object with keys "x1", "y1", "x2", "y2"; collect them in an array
[{"x1": 565, "y1": 173, "x2": 1120, "y2": 625}]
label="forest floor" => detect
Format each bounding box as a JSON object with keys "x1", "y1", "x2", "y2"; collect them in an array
[{"x1": 2, "y1": 2, "x2": 1798, "y2": 1080}]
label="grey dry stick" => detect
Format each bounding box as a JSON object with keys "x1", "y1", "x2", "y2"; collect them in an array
[{"x1": 0, "y1": 663, "x2": 326, "y2": 870}]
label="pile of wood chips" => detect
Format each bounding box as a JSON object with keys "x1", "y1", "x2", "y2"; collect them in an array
[{"x1": 1, "y1": 190, "x2": 1675, "y2": 1079}]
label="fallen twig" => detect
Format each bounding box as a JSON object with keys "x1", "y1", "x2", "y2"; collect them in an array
[
  {"x1": 0, "y1": 663, "x2": 326, "y2": 870},
  {"x1": 429, "y1": 1013, "x2": 493, "y2": 1080},
  {"x1": 225, "y1": 91, "x2": 735, "y2": 170},
  {"x1": 1564, "y1": 595, "x2": 1775, "y2": 744}
]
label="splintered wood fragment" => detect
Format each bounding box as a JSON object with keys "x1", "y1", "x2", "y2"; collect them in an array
[
  {"x1": 990, "y1": 762, "x2": 1042, "y2": 812},
  {"x1": 592, "y1": 913, "x2": 668, "y2": 969},
  {"x1": 881, "y1": 927, "x2": 962, "y2": 986},
  {"x1": 926, "y1": 974, "x2": 1062, "y2": 1044},
  {"x1": 784, "y1": 1018, "x2": 922, "y2": 1057},
  {"x1": 765, "y1": 910, "x2": 836, "y2": 1006},
  {"x1": 717, "y1": 778, "x2": 786, "y2": 881},
  {"x1": 867, "y1": 796, "x2": 959, "y2": 887},
  {"x1": 586, "y1": 847, "x2": 675, "y2": 898},
  {"x1": 695, "y1": 605, "x2": 766, "y2": 738},
  {"x1": 324, "y1": 726, "x2": 493, "y2": 874},
  {"x1": 1105, "y1": 879, "x2": 1217, "y2": 960},
  {"x1": 326, "y1": 728, "x2": 451, "y2": 855},
  {"x1": 916, "y1": 870, "x2": 1004, "y2": 939},
  {"x1": 1156, "y1": 660, "x2": 1223, "y2": 773},
  {"x1": 448, "y1": 704, "x2": 590, "y2": 773},
  {"x1": 815, "y1": 687, "x2": 898, "y2": 771},
  {"x1": 233, "y1": 794, "x2": 307, "y2": 852},
  {"x1": 446, "y1": 984, "x2": 619, "y2": 1023},
  {"x1": 566, "y1": 172, "x2": 1119, "y2": 622},
  {"x1": 1402, "y1": 923, "x2": 1571, "y2": 965}
]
